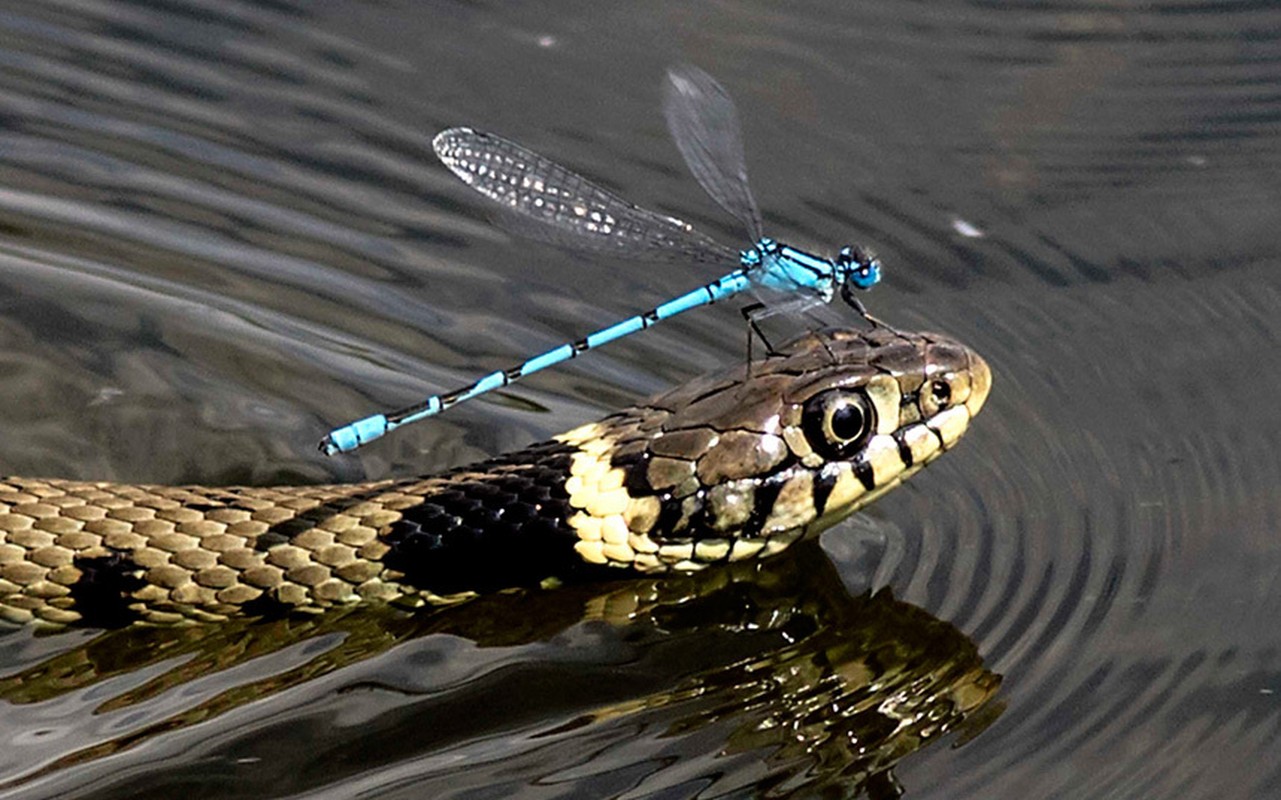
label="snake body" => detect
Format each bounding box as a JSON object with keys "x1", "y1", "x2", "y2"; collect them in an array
[{"x1": 0, "y1": 327, "x2": 990, "y2": 626}]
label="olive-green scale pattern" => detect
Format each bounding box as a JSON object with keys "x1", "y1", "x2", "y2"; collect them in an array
[
  {"x1": 0, "y1": 477, "x2": 421, "y2": 625},
  {"x1": 0, "y1": 437, "x2": 597, "y2": 627}
]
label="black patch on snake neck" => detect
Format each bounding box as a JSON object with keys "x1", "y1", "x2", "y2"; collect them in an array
[
  {"x1": 609, "y1": 449, "x2": 653, "y2": 495},
  {"x1": 380, "y1": 440, "x2": 615, "y2": 594},
  {"x1": 70, "y1": 551, "x2": 146, "y2": 627}
]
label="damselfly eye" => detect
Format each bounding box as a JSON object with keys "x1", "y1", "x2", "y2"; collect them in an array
[
  {"x1": 836, "y1": 245, "x2": 880, "y2": 289},
  {"x1": 802, "y1": 390, "x2": 876, "y2": 459}
]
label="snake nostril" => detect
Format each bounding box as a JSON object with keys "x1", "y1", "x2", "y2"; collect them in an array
[
  {"x1": 930, "y1": 380, "x2": 951, "y2": 407},
  {"x1": 920, "y1": 377, "x2": 954, "y2": 417}
]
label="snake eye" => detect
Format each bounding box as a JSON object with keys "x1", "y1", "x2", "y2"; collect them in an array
[
  {"x1": 801, "y1": 390, "x2": 876, "y2": 459},
  {"x1": 921, "y1": 378, "x2": 953, "y2": 416}
]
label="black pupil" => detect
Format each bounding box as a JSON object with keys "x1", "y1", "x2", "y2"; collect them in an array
[
  {"x1": 829, "y1": 402, "x2": 866, "y2": 441},
  {"x1": 931, "y1": 380, "x2": 951, "y2": 405}
]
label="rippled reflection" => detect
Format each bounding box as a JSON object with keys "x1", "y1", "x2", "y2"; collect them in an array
[{"x1": 0, "y1": 543, "x2": 999, "y2": 798}]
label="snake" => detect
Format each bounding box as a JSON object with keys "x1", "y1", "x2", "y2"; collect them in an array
[{"x1": 0, "y1": 326, "x2": 990, "y2": 626}]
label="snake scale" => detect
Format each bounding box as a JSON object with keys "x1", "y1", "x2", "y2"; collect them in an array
[{"x1": 0, "y1": 327, "x2": 989, "y2": 626}]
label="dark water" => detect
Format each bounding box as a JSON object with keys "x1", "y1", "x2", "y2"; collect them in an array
[{"x1": 0, "y1": 1, "x2": 1277, "y2": 797}]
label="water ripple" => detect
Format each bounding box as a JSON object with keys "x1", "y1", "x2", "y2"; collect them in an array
[{"x1": 0, "y1": 0, "x2": 1278, "y2": 797}]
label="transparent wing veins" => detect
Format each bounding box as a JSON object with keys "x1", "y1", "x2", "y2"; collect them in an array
[
  {"x1": 433, "y1": 127, "x2": 739, "y2": 265},
  {"x1": 662, "y1": 64, "x2": 764, "y2": 242}
]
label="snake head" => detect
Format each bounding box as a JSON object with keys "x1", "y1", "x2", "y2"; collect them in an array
[{"x1": 556, "y1": 327, "x2": 991, "y2": 573}]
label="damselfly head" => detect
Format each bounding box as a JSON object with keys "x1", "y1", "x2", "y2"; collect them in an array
[{"x1": 836, "y1": 245, "x2": 881, "y2": 291}]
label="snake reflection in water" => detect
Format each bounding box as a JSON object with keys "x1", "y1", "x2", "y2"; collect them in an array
[{"x1": 0, "y1": 326, "x2": 990, "y2": 626}]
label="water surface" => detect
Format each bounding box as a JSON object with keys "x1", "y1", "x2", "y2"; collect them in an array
[{"x1": 0, "y1": 1, "x2": 1277, "y2": 797}]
